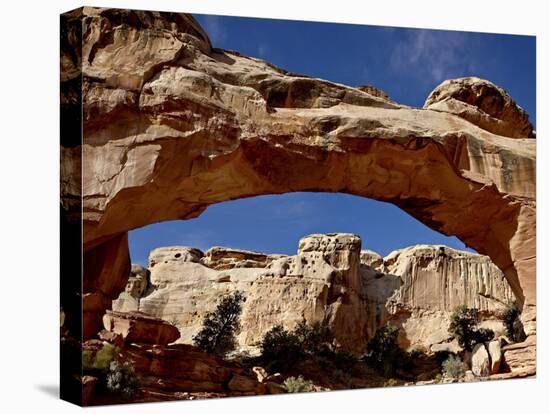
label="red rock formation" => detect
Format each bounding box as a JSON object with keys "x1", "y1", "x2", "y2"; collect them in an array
[
  {"x1": 60, "y1": 7, "x2": 536, "y2": 360},
  {"x1": 102, "y1": 310, "x2": 180, "y2": 345}
]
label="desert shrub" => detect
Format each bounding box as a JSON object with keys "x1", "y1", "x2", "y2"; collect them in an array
[
  {"x1": 332, "y1": 369, "x2": 354, "y2": 388},
  {"x1": 82, "y1": 343, "x2": 139, "y2": 400},
  {"x1": 434, "y1": 350, "x2": 452, "y2": 365},
  {"x1": 383, "y1": 378, "x2": 400, "y2": 387},
  {"x1": 82, "y1": 342, "x2": 118, "y2": 371},
  {"x1": 260, "y1": 319, "x2": 359, "y2": 374},
  {"x1": 441, "y1": 354, "x2": 467, "y2": 379},
  {"x1": 193, "y1": 291, "x2": 245, "y2": 357},
  {"x1": 317, "y1": 348, "x2": 359, "y2": 376},
  {"x1": 283, "y1": 375, "x2": 315, "y2": 393},
  {"x1": 331, "y1": 350, "x2": 358, "y2": 371},
  {"x1": 260, "y1": 325, "x2": 302, "y2": 371},
  {"x1": 502, "y1": 302, "x2": 526, "y2": 343},
  {"x1": 448, "y1": 305, "x2": 494, "y2": 351},
  {"x1": 106, "y1": 360, "x2": 140, "y2": 400},
  {"x1": 364, "y1": 323, "x2": 409, "y2": 377},
  {"x1": 294, "y1": 318, "x2": 334, "y2": 354}
]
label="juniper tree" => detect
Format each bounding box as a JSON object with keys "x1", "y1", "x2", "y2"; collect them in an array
[
  {"x1": 193, "y1": 291, "x2": 245, "y2": 357},
  {"x1": 448, "y1": 305, "x2": 494, "y2": 351}
]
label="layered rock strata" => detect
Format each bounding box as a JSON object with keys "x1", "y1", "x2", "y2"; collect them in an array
[
  {"x1": 363, "y1": 245, "x2": 515, "y2": 349},
  {"x1": 59, "y1": 7, "x2": 536, "y2": 345},
  {"x1": 114, "y1": 235, "x2": 516, "y2": 354},
  {"x1": 116, "y1": 233, "x2": 369, "y2": 352}
]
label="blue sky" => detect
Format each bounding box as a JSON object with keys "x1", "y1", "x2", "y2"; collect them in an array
[{"x1": 128, "y1": 14, "x2": 536, "y2": 266}]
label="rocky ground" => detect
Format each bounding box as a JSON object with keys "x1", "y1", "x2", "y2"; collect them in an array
[
  {"x1": 73, "y1": 303, "x2": 534, "y2": 405},
  {"x1": 63, "y1": 233, "x2": 533, "y2": 405}
]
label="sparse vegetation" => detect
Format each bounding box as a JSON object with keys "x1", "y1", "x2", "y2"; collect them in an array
[
  {"x1": 82, "y1": 342, "x2": 140, "y2": 400},
  {"x1": 383, "y1": 378, "x2": 400, "y2": 387},
  {"x1": 502, "y1": 302, "x2": 526, "y2": 343},
  {"x1": 259, "y1": 318, "x2": 357, "y2": 373},
  {"x1": 448, "y1": 305, "x2": 494, "y2": 351},
  {"x1": 193, "y1": 291, "x2": 245, "y2": 357},
  {"x1": 259, "y1": 324, "x2": 302, "y2": 371},
  {"x1": 441, "y1": 354, "x2": 467, "y2": 379},
  {"x1": 106, "y1": 360, "x2": 140, "y2": 400},
  {"x1": 332, "y1": 369, "x2": 353, "y2": 388},
  {"x1": 283, "y1": 375, "x2": 316, "y2": 393},
  {"x1": 364, "y1": 323, "x2": 411, "y2": 377},
  {"x1": 294, "y1": 319, "x2": 334, "y2": 354},
  {"x1": 82, "y1": 342, "x2": 118, "y2": 371},
  {"x1": 328, "y1": 349, "x2": 358, "y2": 371}
]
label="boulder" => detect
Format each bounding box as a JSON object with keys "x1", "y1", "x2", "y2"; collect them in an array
[
  {"x1": 471, "y1": 343, "x2": 491, "y2": 377},
  {"x1": 424, "y1": 77, "x2": 534, "y2": 138},
  {"x1": 102, "y1": 310, "x2": 180, "y2": 345},
  {"x1": 81, "y1": 375, "x2": 98, "y2": 406},
  {"x1": 265, "y1": 373, "x2": 285, "y2": 384},
  {"x1": 463, "y1": 370, "x2": 476, "y2": 382},
  {"x1": 502, "y1": 335, "x2": 536, "y2": 373},
  {"x1": 228, "y1": 374, "x2": 265, "y2": 394},
  {"x1": 252, "y1": 366, "x2": 268, "y2": 383},
  {"x1": 126, "y1": 343, "x2": 239, "y2": 384},
  {"x1": 97, "y1": 329, "x2": 124, "y2": 348},
  {"x1": 265, "y1": 381, "x2": 286, "y2": 394},
  {"x1": 488, "y1": 340, "x2": 502, "y2": 374}
]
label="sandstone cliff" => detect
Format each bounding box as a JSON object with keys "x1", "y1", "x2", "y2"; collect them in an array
[
  {"x1": 115, "y1": 234, "x2": 369, "y2": 352},
  {"x1": 363, "y1": 245, "x2": 515, "y2": 350},
  {"x1": 60, "y1": 7, "x2": 536, "y2": 345},
  {"x1": 113, "y1": 235, "x2": 515, "y2": 353}
]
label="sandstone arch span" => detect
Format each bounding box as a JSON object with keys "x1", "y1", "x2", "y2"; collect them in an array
[{"x1": 60, "y1": 8, "x2": 536, "y2": 341}]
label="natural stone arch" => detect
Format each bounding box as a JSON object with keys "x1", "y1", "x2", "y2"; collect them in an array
[{"x1": 60, "y1": 8, "x2": 536, "y2": 341}]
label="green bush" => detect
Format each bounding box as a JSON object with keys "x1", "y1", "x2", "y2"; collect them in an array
[
  {"x1": 82, "y1": 343, "x2": 140, "y2": 400},
  {"x1": 260, "y1": 325, "x2": 302, "y2": 371},
  {"x1": 448, "y1": 306, "x2": 494, "y2": 351},
  {"x1": 434, "y1": 350, "x2": 452, "y2": 365},
  {"x1": 502, "y1": 302, "x2": 526, "y2": 343},
  {"x1": 82, "y1": 342, "x2": 118, "y2": 371},
  {"x1": 383, "y1": 378, "x2": 400, "y2": 387},
  {"x1": 106, "y1": 360, "x2": 140, "y2": 400},
  {"x1": 283, "y1": 375, "x2": 315, "y2": 393},
  {"x1": 332, "y1": 368, "x2": 353, "y2": 388},
  {"x1": 294, "y1": 319, "x2": 334, "y2": 354},
  {"x1": 330, "y1": 350, "x2": 358, "y2": 371},
  {"x1": 364, "y1": 324, "x2": 410, "y2": 377},
  {"x1": 260, "y1": 319, "x2": 354, "y2": 372},
  {"x1": 193, "y1": 291, "x2": 245, "y2": 357},
  {"x1": 441, "y1": 354, "x2": 466, "y2": 379}
]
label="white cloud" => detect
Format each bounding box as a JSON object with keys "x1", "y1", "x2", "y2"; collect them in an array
[
  {"x1": 258, "y1": 44, "x2": 267, "y2": 58},
  {"x1": 389, "y1": 29, "x2": 474, "y2": 85}
]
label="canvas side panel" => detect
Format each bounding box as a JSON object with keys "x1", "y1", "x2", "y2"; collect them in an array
[{"x1": 60, "y1": 7, "x2": 83, "y2": 407}]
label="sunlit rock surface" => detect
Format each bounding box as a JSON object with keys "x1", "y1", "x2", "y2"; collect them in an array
[
  {"x1": 114, "y1": 235, "x2": 515, "y2": 354},
  {"x1": 60, "y1": 7, "x2": 535, "y2": 368}
]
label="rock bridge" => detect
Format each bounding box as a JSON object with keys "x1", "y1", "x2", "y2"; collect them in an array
[{"x1": 60, "y1": 8, "x2": 536, "y2": 350}]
